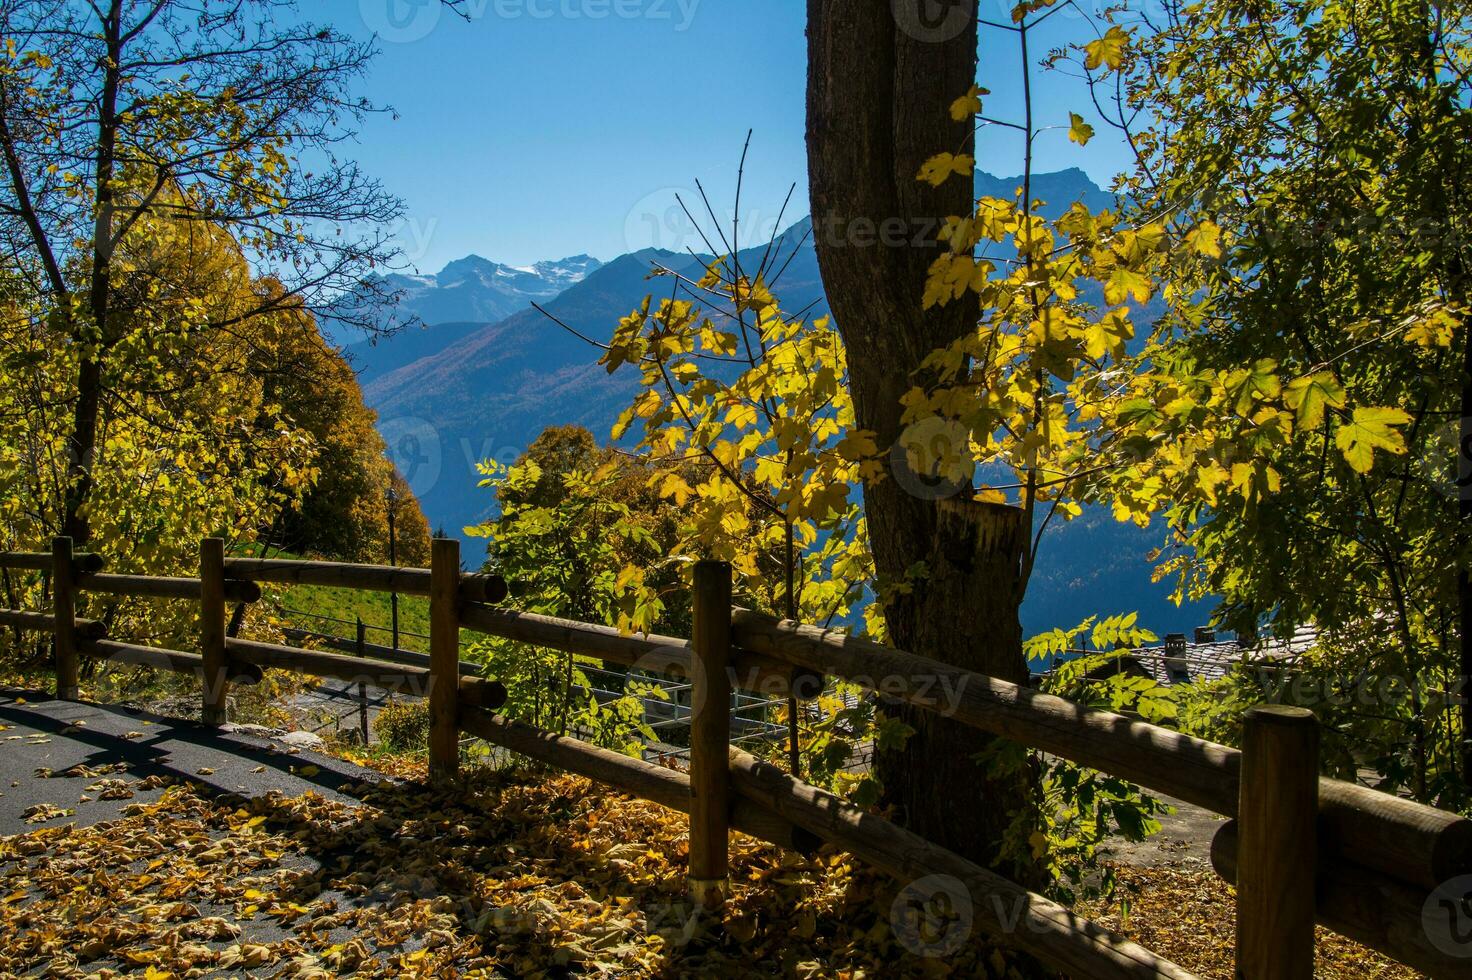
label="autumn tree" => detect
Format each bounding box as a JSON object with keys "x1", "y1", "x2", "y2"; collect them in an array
[
  {"x1": 803, "y1": 2, "x2": 1040, "y2": 869},
  {"x1": 0, "y1": 0, "x2": 404, "y2": 546},
  {"x1": 256, "y1": 292, "x2": 431, "y2": 566},
  {"x1": 1073, "y1": 0, "x2": 1472, "y2": 798},
  {"x1": 474, "y1": 424, "x2": 711, "y2": 636}
]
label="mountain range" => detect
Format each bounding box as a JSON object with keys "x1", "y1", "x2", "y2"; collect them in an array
[{"x1": 351, "y1": 168, "x2": 1211, "y2": 637}]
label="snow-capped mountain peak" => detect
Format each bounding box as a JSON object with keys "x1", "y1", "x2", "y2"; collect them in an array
[{"x1": 381, "y1": 253, "x2": 604, "y2": 329}]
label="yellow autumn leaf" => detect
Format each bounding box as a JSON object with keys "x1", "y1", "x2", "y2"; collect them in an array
[
  {"x1": 1185, "y1": 219, "x2": 1223, "y2": 259},
  {"x1": 1084, "y1": 26, "x2": 1128, "y2": 71},
  {"x1": 917, "y1": 152, "x2": 974, "y2": 188},
  {"x1": 1336, "y1": 406, "x2": 1412, "y2": 474},
  {"x1": 949, "y1": 84, "x2": 988, "y2": 121},
  {"x1": 1068, "y1": 112, "x2": 1094, "y2": 146}
]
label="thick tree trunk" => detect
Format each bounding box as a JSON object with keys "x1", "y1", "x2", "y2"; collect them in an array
[{"x1": 806, "y1": 3, "x2": 1036, "y2": 876}]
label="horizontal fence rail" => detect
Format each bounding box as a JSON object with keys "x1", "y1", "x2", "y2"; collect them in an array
[
  {"x1": 728, "y1": 746, "x2": 1198, "y2": 980},
  {"x1": 221, "y1": 557, "x2": 507, "y2": 604},
  {"x1": 279, "y1": 626, "x2": 481, "y2": 676},
  {"x1": 4, "y1": 540, "x2": 1470, "y2": 976},
  {"x1": 0, "y1": 550, "x2": 104, "y2": 573},
  {"x1": 458, "y1": 603, "x2": 804, "y2": 699},
  {"x1": 77, "y1": 572, "x2": 262, "y2": 604},
  {"x1": 729, "y1": 609, "x2": 1472, "y2": 893},
  {"x1": 0, "y1": 609, "x2": 106, "y2": 640}
]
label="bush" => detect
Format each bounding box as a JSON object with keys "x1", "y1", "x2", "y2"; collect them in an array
[{"x1": 373, "y1": 698, "x2": 429, "y2": 752}]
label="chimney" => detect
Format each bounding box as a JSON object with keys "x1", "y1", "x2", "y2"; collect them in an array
[
  {"x1": 1164, "y1": 632, "x2": 1190, "y2": 684},
  {"x1": 1194, "y1": 626, "x2": 1217, "y2": 644}
]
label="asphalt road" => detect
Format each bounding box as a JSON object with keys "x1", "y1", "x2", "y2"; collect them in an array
[{"x1": 0, "y1": 687, "x2": 380, "y2": 833}]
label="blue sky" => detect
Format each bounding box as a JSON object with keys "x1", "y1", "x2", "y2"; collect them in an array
[{"x1": 332, "y1": 0, "x2": 1134, "y2": 270}]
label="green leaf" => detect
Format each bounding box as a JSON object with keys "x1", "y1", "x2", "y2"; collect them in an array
[
  {"x1": 1335, "y1": 406, "x2": 1412, "y2": 474},
  {"x1": 1284, "y1": 373, "x2": 1346, "y2": 430}
]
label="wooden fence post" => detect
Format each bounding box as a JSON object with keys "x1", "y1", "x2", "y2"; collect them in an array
[
  {"x1": 199, "y1": 537, "x2": 228, "y2": 726},
  {"x1": 51, "y1": 537, "x2": 79, "y2": 700},
  {"x1": 428, "y1": 537, "x2": 460, "y2": 781},
  {"x1": 1236, "y1": 705, "x2": 1319, "y2": 979},
  {"x1": 689, "y1": 560, "x2": 733, "y2": 909}
]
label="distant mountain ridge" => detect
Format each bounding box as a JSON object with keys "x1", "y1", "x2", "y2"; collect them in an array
[
  {"x1": 347, "y1": 253, "x2": 603, "y2": 381},
  {"x1": 385, "y1": 252, "x2": 602, "y2": 324},
  {"x1": 355, "y1": 168, "x2": 1211, "y2": 635}
]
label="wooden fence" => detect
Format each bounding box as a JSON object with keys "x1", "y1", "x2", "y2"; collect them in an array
[{"x1": 2, "y1": 539, "x2": 1470, "y2": 978}]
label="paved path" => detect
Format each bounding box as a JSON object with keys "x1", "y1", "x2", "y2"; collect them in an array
[
  {"x1": 0, "y1": 687, "x2": 380, "y2": 833},
  {"x1": 1099, "y1": 793, "x2": 1227, "y2": 869}
]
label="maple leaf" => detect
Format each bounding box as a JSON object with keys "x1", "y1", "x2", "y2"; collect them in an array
[
  {"x1": 1068, "y1": 112, "x2": 1095, "y2": 146},
  {"x1": 1336, "y1": 406, "x2": 1412, "y2": 474},
  {"x1": 1084, "y1": 26, "x2": 1129, "y2": 71},
  {"x1": 1284, "y1": 373, "x2": 1347, "y2": 430},
  {"x1": 1185, "y1": 219, "x2": 1223, "y2": 259},
  {"x1": 916, "y1": 152, "x2": 974, "y2": 187}
]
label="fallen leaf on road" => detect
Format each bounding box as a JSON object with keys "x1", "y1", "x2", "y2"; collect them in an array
[{"x1": 20, "y1": 803, "x2": 72, "y2": 823}]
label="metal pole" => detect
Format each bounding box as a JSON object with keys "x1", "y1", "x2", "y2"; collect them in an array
[
  {"x1": 356, "y1": 617, "x2": 370, "y2": 745},
  {"x1": 387, "y1": 485, "x2": 400, "y2": 653}
]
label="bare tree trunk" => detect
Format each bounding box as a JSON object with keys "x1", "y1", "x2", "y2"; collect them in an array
[
  {"x1": 63, "y1": 0, "x2": 123, "y2": 546},
  {"x1": 1458, "y1": 334, "x2": 1472, "y2": 782},
  {"x1": 806, "y1": 2, "x2": 1036, "y2": 877}
]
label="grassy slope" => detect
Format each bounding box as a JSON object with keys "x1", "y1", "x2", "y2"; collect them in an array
[{"x1": 258, "y1": 581, "x2": 434, "y2": 654}]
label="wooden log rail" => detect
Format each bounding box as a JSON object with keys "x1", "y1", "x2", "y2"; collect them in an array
[
  {"x1": 458, "y1": 602, "x2": 803, "y2": 698},
  {"x1": 78, "y1": 572, "x2": 262, "y2": 604},
  {"x1": 458, "y1": 705, "x2": 814, "y2": 854},
  {"x1": 729, "y1": 747, "x2": 1197, "y2": 979},
  {"x1": 0, "y1": 550, "x2": 105, "y2": 573},
  {"x1": 221, "y1": 557, "x2": 507, "y2": 604},
  {"x1": 729, "y1": 609, "x2": 1472, "y2": 892},
  {"x1": 0, "y1": 609, "x2": 106, "y2": 640},
  {"x1": 280, "y1": 626, "x2": 481, "y2": 676}
]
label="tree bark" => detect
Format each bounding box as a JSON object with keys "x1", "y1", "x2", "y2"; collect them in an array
[
  {"x1": 806, "y1": 3, "x2": 1036, "y2": 875},
  {"x1": 63, "y1": 0, "x2": 123, "y2": 546}
]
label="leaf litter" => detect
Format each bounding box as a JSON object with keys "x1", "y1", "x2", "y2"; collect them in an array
[
  {"x1": 1, "y1": 767, "x2": 1030, "y2": 978},
  {"x1": 1, "y1": 756, "x2": 1417, "y2": 978}
]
